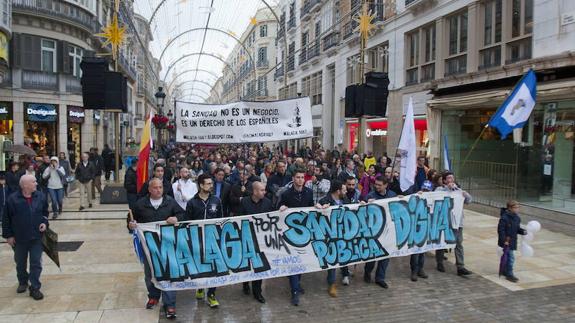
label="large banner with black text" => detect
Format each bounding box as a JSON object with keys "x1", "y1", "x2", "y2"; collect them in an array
[
  {"x1": 175, "y1": 98, "x2": 313, "y2": 143},
  {"x1": 137, "y1": 192, "x2": 464, "y2": 290}
]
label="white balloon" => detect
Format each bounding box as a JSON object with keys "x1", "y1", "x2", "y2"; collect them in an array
[
  {"x1": 523, "y1": 232, "x2": 534, "y2": 242},
  {"x1": 527, "y1": 221, "x2": 541, "y2": 233},
  {"x1": 497, "y1": 246, "x2": 503, "y2": 257},
  {"x1": 521, "y1": 243, "x2": 534, "y2": 257}
]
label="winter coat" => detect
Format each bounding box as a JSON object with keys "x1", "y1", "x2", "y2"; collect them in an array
[
  {"x1": 6, "y1": 170, "x2": 21, "y2": 192},
  {"x1": 185, "y1": 194, "x2": 223, "y2": 221},
  {"x1": 365, "y1": 189, "x2": 397, "y2": 202},
  {"x1": 133, "y1": 195, "x2": 185, "y2": 224},
  {"x1": 497, "y1": 208, "x2": 526, "y2": 250},
  {"x1": 279, "y1": 186, "x2": 314, "y2": 208},
  {"x1": 229, "y1": 181, "x2": 252, "y2": 216},
  {"x1": 42, "y1": 164, "x2": 66, "y2": 189},
  {"x1": 2, "y1": 190, "x2": 49, "y2": 241},
  {"x1": 265, "y1": 172, "x2": 291, "y2": 199},
  {"x1": 239, "y1": 196, "x2": 273, "y2": 216},
  {"x1": 124, "y1": 167, "x2": 137, "y2": 194}
]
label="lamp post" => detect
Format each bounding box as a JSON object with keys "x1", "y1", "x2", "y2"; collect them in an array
[
  {"x1": 167, "y1": 109, "x2": 174, "y2": 142},
  {"x1": 155, "y1": 86, "x2": 166, "y2": 145}
]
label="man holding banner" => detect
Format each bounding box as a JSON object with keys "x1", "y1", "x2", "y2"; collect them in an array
[
  {"x1": 129, "y1": 178, "x2": 185, "y2": 319},
  {"x1": 278, "y1": 169, "x2": 314, "y2": 306}
]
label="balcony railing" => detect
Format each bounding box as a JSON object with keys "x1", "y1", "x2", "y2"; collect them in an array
[
  {"x1": 405, "y1": 67, "x2": 418, "y2": 86},
  {"x1": 300, "y1": 0, "x2": 321, "y2": 20},
  {"x1": 277, "y1": 27, "x2": 285, "y2": 39},
  {"x1": 22, "y1": 70, "x2": 59, "y2": 90},
  {"x1": 287, "y1": 55, "x2": 295, "y2": 72},
  {"x1": 420, "y1": 62, "x2": 435, "y2": 82},
  {"x1": 299, "y1": 47, "x2": 308, "y2": 65},
  {"x1": 256, "y1": 89, "x2": 269, "y2": 97},
  {"x1": 257, "y1": 60, "x2": 269, "y2": 69},
  {"x1": 479, "y1": 46, "x2": 502, "y2": 70},
  {"x1": 444, "y1": 54, "x2": 467, "y2": 77},
  {"x1": 322, "y1": 31, "x2": 340, "y2": 51},
  {"x1": 65, "y1": 75, "x2": 82, "y2": 94},
  {"x1": 505, "y1": 37, "x2": 532, "y2": 65},
  {"x1": 13, "y1": 0, "x2": 97, "y2": 33},
  {"x1": 118, "y1": 52, "x2": 137, "y2": 81},
  {"x1": 274, "y1": 64, "x2": 284, "y2": 80},
  {"x1": 343, "y1": 20, "x2": 359, "y2": 40}
]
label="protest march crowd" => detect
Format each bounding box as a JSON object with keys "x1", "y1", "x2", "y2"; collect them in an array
[{"x1": 1, "y1": 142, "x2": 529, "y2": 320}]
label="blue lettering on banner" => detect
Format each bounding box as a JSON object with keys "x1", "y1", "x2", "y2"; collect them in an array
[
  {"x1": 282, "y1": 204, "x2": 388, "y2": 269},
  {"x1": 144, "y1": 220, "x2": 270, "y2": 281},
  {"x1": 389, "y1": 195, "x2": 456, "y2": 249}
]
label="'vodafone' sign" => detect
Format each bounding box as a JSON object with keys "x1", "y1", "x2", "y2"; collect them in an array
[{"x1": 366, "y1": 128, "x2": 387, "y2": 137}]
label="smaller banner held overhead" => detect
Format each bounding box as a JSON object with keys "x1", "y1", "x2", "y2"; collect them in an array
[{"x1": 176, "y1": 98, "x2": 313, "y2": 143}]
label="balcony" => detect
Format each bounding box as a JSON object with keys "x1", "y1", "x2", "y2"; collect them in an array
[
  {"x1": 274, "y1": 64, "x2": 284, "y2": 80},
  {"x1": 343, "y1": 20, "x2": 359, "y2": 40},
  {"x1": 322, "y1": 31, "x2": 340, "y2": 52},
  {"x1": 13, "y1": 0, "x2": 97, "y2": 33},
  {"x1": 299, "y1": 47, "x2": 308, "y2": 65},
  {"x1": 420, "y1": 63, "x2": 435, "y2": 82},
  {"x1": 22, "y1": 70, "x2": 59, "y2": 90},
  {"x1": 65, "y1": 75, "x2": 82, "y2": 94},
  {"x1": 287, "y1": 56, "x2": 295, "y2": 72},
  {"x1": 277, "y1": 27, "x2": 285, "y2": 40},
  {"x1": 118, "y1": 53, "x2": 137, "y2": 81},
  {"x1": 257, "y1": 60, "x2": 269, "y2": 69},
  {"x1": 256, "y1": 89, "x2": 269, "y2": 98},
  {"x1": 300, "y1": 0, "x2": 321, "y2": 21}
]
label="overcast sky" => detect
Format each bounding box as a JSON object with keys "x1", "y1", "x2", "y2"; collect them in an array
[{"x1": 133, "y1": 0, "x2": 273, "y2": 102}]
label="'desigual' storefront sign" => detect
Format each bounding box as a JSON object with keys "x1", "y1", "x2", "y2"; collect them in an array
[
  {"x1": 25, "y1": 103, "x2": 58, "y2": 122},
  {"x1": 68, "y1": 106, "x2": 85, "y2": 123},
  {"x1": 0, "y1": 102, "x2": 12, "y2": 120}
]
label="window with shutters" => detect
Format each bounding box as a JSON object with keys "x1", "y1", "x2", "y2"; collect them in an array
[
  {"x1": 69, "y1": 45, "x2": 83, "y2": 77},
  {"x1": 258, "y1": 47, "x2": 267, "y2": 63},
  {"x1": 260, "y1": 25, "x2": 267, "y2": 37},
  {"x1": 41, "y1": 39, "x2": 57, "y2": 73}
]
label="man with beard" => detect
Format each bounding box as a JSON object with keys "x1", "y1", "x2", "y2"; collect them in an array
[
  {"x1": 213, "y1": 168, "x2": 231, "y2": 216},
  {"x1": 265, "y1": 161, "x2": 290, "y2": 204},
  {"x1": 172, "y1": 167, "x2": 197, "y2": 210},
  {"x1": 138, "y1": 164, "x2": 174, "y2": 200},
  {"x1": 229, "y1": 170, "x2": 252, "y2": 217}
]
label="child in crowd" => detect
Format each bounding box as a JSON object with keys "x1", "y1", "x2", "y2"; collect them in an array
[{"x1": 497, "y1": 200, "x2": 527, "y2": 283}]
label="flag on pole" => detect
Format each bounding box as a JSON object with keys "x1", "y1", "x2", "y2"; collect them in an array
[
  {"x1": 136, "y1": 113, "x2": 153, "y2": 193},
  {"x1": 443, "y1": 135, "x2": 451, "y2": 171},
  {"x1": 398, "y1": 97, "x2": 417, "y2": 192},
  {"x1": 488, "y1": 69, "x2": 537, "y2": 139}
]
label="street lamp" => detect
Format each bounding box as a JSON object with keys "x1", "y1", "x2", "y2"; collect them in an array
[
  {"x1": 154, "y1": 87, "x2": 166, "y2": 145},
  {"x1": 167, "y1": 109, "x2": 175, "y2": 142}
]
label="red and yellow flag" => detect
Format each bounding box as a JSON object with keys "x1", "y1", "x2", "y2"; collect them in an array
[{"x1": 136, "y1": 113, "x2": 153, "y2": 193}]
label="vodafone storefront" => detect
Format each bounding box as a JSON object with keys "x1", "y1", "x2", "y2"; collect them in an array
[{"x1": 346, "y1": 117, "x2": 428, "y2": 157}]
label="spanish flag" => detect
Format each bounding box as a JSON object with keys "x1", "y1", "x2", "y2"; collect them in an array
[{"x1": 136, "y1": 113, "x2": 153, "y2": 193}]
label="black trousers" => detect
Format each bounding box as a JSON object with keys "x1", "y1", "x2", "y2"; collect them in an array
[{"x1": 243, "y1": 280, "x2": 262, "y2": 295}]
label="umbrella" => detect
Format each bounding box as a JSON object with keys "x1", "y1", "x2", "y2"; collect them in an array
[
  {"x1": 5, "y1": 144, "x2": 36, "y2": 156},
  {"x1": 41, "y1": 227, "x2": 60, "y2": 268},
  {"x1": 498, "y1": 246, "x2": 509, "y2": 277}
]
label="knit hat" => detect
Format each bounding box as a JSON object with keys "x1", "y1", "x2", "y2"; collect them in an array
[{"x1": 50, "y1": 156, "x2": 59, "y2": 162}]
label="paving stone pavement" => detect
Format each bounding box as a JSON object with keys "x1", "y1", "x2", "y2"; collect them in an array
[{"x1": 157, "y1": 256, "x2": 575, "y2": 323}]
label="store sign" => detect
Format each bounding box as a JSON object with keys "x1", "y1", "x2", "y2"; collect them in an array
[
  {"x1": 26, "y1": 103, "x2": 57, "y2": 122},
  {"x1": 0, "y1": 32, "x2": 7, "y2": 63},
  {"x1": 366, "y1": 128, "x2": 387, "y2": 137},
  {"x1": 0, "y1": 102, "x2": 12, "y2": 120},
  {"x1": 68, "y1": 106, "x2": 85, "y2": 123}
]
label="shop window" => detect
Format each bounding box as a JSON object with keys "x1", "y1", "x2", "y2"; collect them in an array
[{"x1": 41, "y1": 39, "x2": 57, "y2": 73}]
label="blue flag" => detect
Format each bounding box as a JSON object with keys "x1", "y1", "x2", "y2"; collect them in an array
[{"x1": 488, "y1": 69, "x2": 537, "y2": 139}]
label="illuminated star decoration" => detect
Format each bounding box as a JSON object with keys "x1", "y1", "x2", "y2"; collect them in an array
[
  {"x1": 95, "y1": 14, "x2": 126, "y2": 61},
  {"x1": 354, "y1": 5, "x2": 377, "y2": 43},
  {"x1": 250, "y1": 17, "x2": 258, "y2": 26}
]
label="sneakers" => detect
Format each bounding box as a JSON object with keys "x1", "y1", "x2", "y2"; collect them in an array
[
  {"x1": 17, "y1": 283, "x2": 28, "y2": 293},
  {"x1": 418, "y1": 270, "x2": 428, "y2": 279},
  {"x1": 195, "y1": 290, "x2": 205, "y2": 300},
  {"x1": 437, "y1": 263, "x2": 445, "y2": 272},
  {"x1": 29, "y1": 289, "x2": 44, "y2": 300},
  {"x1": 411, "y1": 272, "x2": 418, "y2": 282},
  {"x1": 457, "y1": 268, "x2": 472, "y2": 276},
  {"x1": 207, "y1": 294, "x2": 219, "y2": 308},
  {"x1": 342, "y1": 276, "x2": 350, "y2": 286},
  {"x1": 165, "y1": 306, "x2": 176, "y2": 319},
  {"x1": 375, "y1": 281, "x2": 389, "y2": 289},
  {"x1": 145, "y1": 298, "x2": 159, "y2": 309},
  {"x1": 328, "y1": 284, "x2": 337, "y2": 297},
  {"x1": 506, "y1": 275, "x2": 519, "y2": 283},
  {"x1": 290, "y1": 292, "x2": 300, "y2": 306}
]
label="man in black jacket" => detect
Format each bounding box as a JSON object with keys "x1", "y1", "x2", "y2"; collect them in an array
[
  {"x1": 185, "y1": 173, "x2": 223, "y2": 308},
  {"x1": 90, "y1": 148, "x2": 104, "y2": 199},
  {"x1": 102, "y1": 144, "x2": 114, "y2": 181},
  {"x1": 265, "y1": 161, "x2": 290, "y2": 201},
  {"x1": 75, "y1": 152, "x2": 95, "y2": 211},
  {"x1": 129, "y1": 178, "x2": 184, "y2": 319},
  {"x1": 213, "y1": 168, "x2": 231, "y2": 216},
  {"x1": 279, "y1": 169, "x2": 314, "y2": 306},
  {"x1": 238, "y1": 181, "x2": 270, "y2": 304},
  {"x1": 138, "y1": 164, "x2": 174, "y2": 200},
  {"x1": 229, "y1": 170, "x2": 252, "y2": 217},
  {"x1": 124, "y1": 159, "x2": 138, "y2": 210},
  {"x1": 2, "y1": 174, "x2": 49, "y2": 300}
]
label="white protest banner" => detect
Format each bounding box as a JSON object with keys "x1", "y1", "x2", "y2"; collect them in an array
[
  {"x1": 136, "y1": 191, "x2": 464, "y2": 291},
  {"x1": 175, "y1": 98, "x2": 313, "y2": 143}
]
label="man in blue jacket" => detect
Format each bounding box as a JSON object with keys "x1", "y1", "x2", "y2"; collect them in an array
[{"x1": 2, "y1": 174, "x2": 49, "y2": 300}]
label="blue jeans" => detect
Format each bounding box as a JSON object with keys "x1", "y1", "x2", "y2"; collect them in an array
[
  {"x1": 143, "y1": 257, "x2": 176, "y2": 307},
  {"x1": 506, "y1": 250, "x2": 515, "y2": 277},
  {"x1": 327, "y1": 267, "x2": 350, "y2": 285},
  {"x1": 410, "y1": 253, "x2": 425, "y2": 273},
  {"x1": 14, "y1": 239, "x2": 43, "y2": 290},
  {"x1": 364, "y1": 258, "x2": 390, "y2": 282},
  {"x1": 288, "y1": 274, "x2": 302, "y2": 294},
  {"x1": 47, "y1": 188, "x2": 64, "y2": 213}
]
